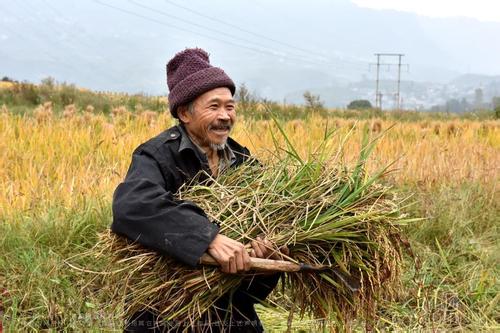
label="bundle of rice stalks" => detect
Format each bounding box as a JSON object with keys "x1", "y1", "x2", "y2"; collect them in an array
[{"x1": 81, "y1": 126, "x2": 415, "y2": 331}]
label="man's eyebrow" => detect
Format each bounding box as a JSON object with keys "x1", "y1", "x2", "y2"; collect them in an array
[{"x1": 206, "y1": 98, "x2": 235, "y2": 104}]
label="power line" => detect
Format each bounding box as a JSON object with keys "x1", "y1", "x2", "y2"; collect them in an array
[
  {"x1": 163, "y1": 0, "x2": 354, "y2": 63},
  {"x1": 30, "y1": 0, "x2": 125, "y2": 83},
  {"x1": 0, "y1": 21, "x2": 76, "y2": 74},
  {"x1": 237, "y1": 0, "x2": 372, "y2": 67},
  {"x1": 38, "y1": 0, "x2": 64, "y2": 17},
  {"x1": 0, "y1": 3, "x2": 87, "y2": 78},
  {"x1": 1, "y1": 1, "x2": 125, "y2": 86},
  {"x1": 128, "y1": 0, "x2": 302, "y2": 61},
  {"x1": 9, "y1": 1, "x2": 97, "y2": 80},
  {"x1": 163, "y1": 0, "x2": 369, "y2": 69},
  {"x1": 92, "y1": 0, "x2": 279, "y2": 59},
  {"x1": 129, "y1": 0, "x2": 366, "y2": 71},
  {"x1": 94, "y1": 0, "x2": 367, "y2": 72},
  {"x1": 21, "y1": 0, "x2": 106, "y2": 57}
]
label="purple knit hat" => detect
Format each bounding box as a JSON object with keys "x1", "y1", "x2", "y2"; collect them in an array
[{"x1": 166, "y1": 48, "x2": 235, "y2": 118}]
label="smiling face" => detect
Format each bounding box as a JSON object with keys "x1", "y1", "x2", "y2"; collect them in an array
[{"x1": 177, "y1": 87, "x2": 236, "y2": 152}]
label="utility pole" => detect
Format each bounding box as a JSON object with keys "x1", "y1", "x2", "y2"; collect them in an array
[
  {"x1": 396, "y1": 54, "x2": 402, "y2": 111},
  {"x1": 371, "y1": 53, "x2": 408, "y2": 111},
  {"x1": 375, "y1": 54, "x2": 380, "y2": 109}
]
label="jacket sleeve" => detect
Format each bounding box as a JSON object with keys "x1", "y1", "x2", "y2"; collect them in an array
[{"x1": 111, "y1": 150, "x2": 219, "y2": 267}]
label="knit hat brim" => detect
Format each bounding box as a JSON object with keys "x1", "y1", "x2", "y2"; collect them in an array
[{"x1": 168, "y1": 67, "x2": 235, "y2": 118}]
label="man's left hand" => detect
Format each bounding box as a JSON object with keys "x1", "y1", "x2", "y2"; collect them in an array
[{"x1": 249, "y1": 236, "x2": 289, "y2": 260}]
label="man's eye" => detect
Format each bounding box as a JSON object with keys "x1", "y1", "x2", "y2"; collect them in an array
[{"x1": 226, "y1": 105, "x2": 235, "y2": 110}]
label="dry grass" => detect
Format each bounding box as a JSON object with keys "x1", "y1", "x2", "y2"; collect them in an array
[
  {"x1": 1, "y1": 109, "x2": 498, "y2": 217},
  {"x1": 0, "y1": 106, "x2": 498, "y2": 331},
  {"x1": 85, "y1": 140, "x2": 412, "y2": 330},
  {"x1": 0, "y1": 81, "x2": 14, "y2": 90}
]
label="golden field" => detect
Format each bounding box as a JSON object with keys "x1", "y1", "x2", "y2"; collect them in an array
[
  {"x1": 0, "y1": 81, "x2": 14, "y2": 90},
  {"x1": 0, "y1": 104, "x2": 499, "y2": 331},
  {"x1": 0, "y1": 106, "x2": 498, "y2": 217}
]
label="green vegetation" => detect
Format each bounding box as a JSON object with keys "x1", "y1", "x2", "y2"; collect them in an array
[
  {"x1": 88, "y1": 128, "x2": 412, "y2": 330},
  {"x1": 1, "y1": 183, "x2": 497, "y2": 331},
  {"x1": 0, "y1": 82, "x2": 498, "y2": 331},
  {"x1": 1, "y1": 78, "x2": 499, "y2": 121},
  {"x1": 303, "y1": 90, "x2": 325, "y2": 110},
  {"x1": 0, "y1": 77, "x2": 167, "y2": 115},
  {"x1": 347, "y1": 99, "x2": 373, "y2": 110}
]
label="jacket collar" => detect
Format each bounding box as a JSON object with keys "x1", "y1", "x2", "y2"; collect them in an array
[
  {"x1": 178, "y1": 124, "x2": 201, "y2": 154},
  {"x1": 177, "y1": 125, "x2": 236, "y2": 167}
]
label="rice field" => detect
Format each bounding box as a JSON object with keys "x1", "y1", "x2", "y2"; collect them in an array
[{"x1": 0, "y1": 105, "x2": 499, "y2": 331}]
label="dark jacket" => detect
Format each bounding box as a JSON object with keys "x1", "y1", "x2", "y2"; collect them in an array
[{"x1": 112, "y1": 125, "x2": 278, "y2": 332}]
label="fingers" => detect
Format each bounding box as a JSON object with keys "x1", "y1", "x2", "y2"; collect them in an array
[
  {"x1": 212, "y1": 251, "x2": 236, "y2": 274},
  {"x1": 207, "y1": 234, "x2": 292, "y2": 273},
  {"x1": 228, "y1": 256, "x2": 236, "y2": 274},
  {"x1": 262, "y1": 239, "x2": 273, "y2": 258},
  {"x1": 252, "y1": 238, "x2": 264, "y2": 258},
  {"x1": 242, "y1": 249, "x2": 251, "y2": 271},
  {"x1": 252, "y1": 237, "x2": 275, "y2": 259},
  {"x1": 207, "y1": 234, "x2": 250, "y2": 274},
  {"x1": 208, "y1": 248, "x2": 230, "y2": 273},
  {"x1": 232, "y1": 240, "x2": 250, "y2": 272},
  {"x1": 248, "y1": 236, "x2": 291, "y2": 260},
  {"x1": 271, "y1": 245, "x2": 290, "y2": 260},
  {"x1": 234, "y1": 245, "x2": 251, "y2": 273}
]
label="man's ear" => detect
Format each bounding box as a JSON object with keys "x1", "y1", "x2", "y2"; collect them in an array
[{"x1": 177, "y1": 105, "x2": 191, "y2": 124}]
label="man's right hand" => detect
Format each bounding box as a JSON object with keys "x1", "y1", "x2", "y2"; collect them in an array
[{"x1": 207, "y1": 234, "x2": 251, "y2": 274}]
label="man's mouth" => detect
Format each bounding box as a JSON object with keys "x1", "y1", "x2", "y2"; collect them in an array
[{"x1": 209, "y1": 124, "x2": 232, "y2": 133}]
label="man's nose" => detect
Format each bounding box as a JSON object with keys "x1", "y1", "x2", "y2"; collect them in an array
[{"x1": 217, "y1": 108, "x2": 231, "y2": 120}]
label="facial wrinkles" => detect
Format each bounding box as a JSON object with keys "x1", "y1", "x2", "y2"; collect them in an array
[
  {"x1": 200, "y1": 103, "x2": 234, "y2": 131},
  {"x1": 186, "y1": 88, "x2": 236, "y2": 150},
  {"x1": 191, "y1": 110, "x2": 233, "y2": 148}
]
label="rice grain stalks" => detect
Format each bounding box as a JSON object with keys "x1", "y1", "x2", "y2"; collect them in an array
[{"x1": 80, "y1": 128, "x2": 415, "y2": 331}]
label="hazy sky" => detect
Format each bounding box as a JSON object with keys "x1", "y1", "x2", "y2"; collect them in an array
[
  {"x1": 1, "y1": 0, "x2": 499, "y2": 103},
  {"x1": 352, "y1": 0, "x2": 500, "y2": 22}
]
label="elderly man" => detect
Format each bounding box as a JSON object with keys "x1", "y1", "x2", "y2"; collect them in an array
[{"x1": 111, "y1": 48, "x2": 280, "y2": 332}]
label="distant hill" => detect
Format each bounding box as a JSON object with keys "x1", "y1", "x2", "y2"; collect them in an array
[
  {"x1": 284, "y1": 74, "x2": 500, "y2": 109},
  {"x1": 450, "y1": 74, "x2": 500, "y2": 88},
  {"x1": 1, "y1": 0, "x2": 499, "y2": 106}
]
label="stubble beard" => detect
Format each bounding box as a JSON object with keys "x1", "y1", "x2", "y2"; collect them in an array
[
  {"x1": 209, "y1": 142, "x2": 227, "y2": 151},
  {"x1": 208, "y1": 121, "x2": 232, "y2": 151}
]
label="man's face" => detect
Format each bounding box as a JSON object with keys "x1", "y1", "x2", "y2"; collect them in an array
[{"x1": 178, "y1": 87, "x2": 236, "y2": 151}]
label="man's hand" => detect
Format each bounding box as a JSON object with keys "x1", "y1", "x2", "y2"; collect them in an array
[
  {"x1": 250, "y1": 236, "x2": 289, "y2": 260},
  {"x1": 207, "y1": 234, "x2": 251, "y2": 274}
]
